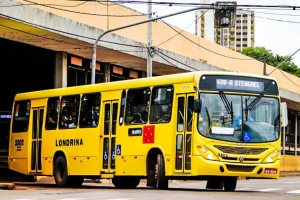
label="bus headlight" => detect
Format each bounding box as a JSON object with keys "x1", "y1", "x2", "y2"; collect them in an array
[
  {"x1": 263, "y1": 151, "x2": 279, "y2": 163},
  {"x1": 201, "y1": 147, "x2": 219, "y2": 161}
]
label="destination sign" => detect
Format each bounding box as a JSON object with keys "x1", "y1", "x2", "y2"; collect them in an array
[
  {"x1": 199, "y1": 75, "x2": 279, "y2": 95},
  {"x1": 216, "y1": 79, "x2": 264, "y2": 92},
  {"x1": 0, "y1": 114, "x2": 11, "y2": 119}
]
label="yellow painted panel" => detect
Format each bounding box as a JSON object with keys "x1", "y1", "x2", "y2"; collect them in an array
[
  {"x1": 41, "y1": 157, "x2": 53, "y2": 175},
  {"x1": 130, "y1": 155, "x2": 145, "y2": 175},
  {"x1": 115, "y1": 155, "x2": 130, "y2": 175},
  {"x1": 9, "y1": 158, "x2": 28, "y2": 174},
  {"x1": 69, "y1": 156, "x2": 98, "y2": 175}
]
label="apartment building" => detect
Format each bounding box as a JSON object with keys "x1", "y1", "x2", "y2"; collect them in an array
[{"x1": 195, "y1": 0, "x2": 255, "y2": 52}]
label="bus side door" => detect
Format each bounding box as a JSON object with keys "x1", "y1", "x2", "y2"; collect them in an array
[
  {"x1": 100, "y1": 100, "x2": 118, "y2": 177},
  {"x1": 30, "y1": 107, "x2": 44, "y2": 174},
  {"x1": 174, "y1": 94, "x2": 194, "y2": 174}
]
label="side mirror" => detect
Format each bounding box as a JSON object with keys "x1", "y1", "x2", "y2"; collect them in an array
[
  {"x1": 280, "y1": 102, "x2": 288, "y2": 127},
  {"x1": 193, "y1": 99, "x2": 202, "y2": 113}
]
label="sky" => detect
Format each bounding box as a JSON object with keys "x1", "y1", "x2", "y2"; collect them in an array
[{"x1": 120, "y1": 0, "x2": 300, "y2": 67}]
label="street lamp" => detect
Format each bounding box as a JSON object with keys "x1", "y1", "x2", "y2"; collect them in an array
[{"x1": 91, "y1": 2, "x2": 237, "y2": 84}]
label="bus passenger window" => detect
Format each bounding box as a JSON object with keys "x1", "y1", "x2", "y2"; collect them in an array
[
  {"x1": 125, "y1": 88, "x2": 150, "y2": 125},
  {"x1": 60, "y1": 95, "x2": 80, "y2": 129},
  {"x1": 46, "y1": 97, "x2": 59, "y2": 130},
  {"x1": 79, "y1": 93, "x2": 101, "y2": 128},
  {"x1": 150, "y1": 86, "x2": 173, "y2": 123},
  {"x1": 12, "y1": 101, "x2": 30, "y2": 133}
]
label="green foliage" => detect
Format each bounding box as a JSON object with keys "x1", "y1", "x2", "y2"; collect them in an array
[{"x1": 240, "y1": 47, "x2": 300, "y2": 77}]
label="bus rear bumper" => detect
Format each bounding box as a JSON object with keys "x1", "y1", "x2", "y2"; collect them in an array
[{"x1": 193, "y1": 156, "x2": 280, "y2": 179}]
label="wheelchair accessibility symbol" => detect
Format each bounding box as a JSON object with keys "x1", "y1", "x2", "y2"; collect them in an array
[
  {"x1": 112, "y1": 151, "x2": 115, "y2": 160},
  {"x1": 116, "y1": 145, "x2": 121, "y2": 155},
  {"x1": 104, "y1": 150, "x2": 108, "y2": 160},
  {"x1": 243, "y1": 132, "x2": 251, "y2": 142}
]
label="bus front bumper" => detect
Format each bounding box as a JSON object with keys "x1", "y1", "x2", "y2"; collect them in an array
[{"x1": 193, "y1": 155, "x2": 280, "y2": 179}]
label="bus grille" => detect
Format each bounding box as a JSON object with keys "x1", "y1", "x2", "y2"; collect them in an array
[
  {"x1": 214, "y1": 145, "x2": 268, "y2": 155},
  {"x1": 226, "y1": 165, "x2": 255, "y2": 172}
]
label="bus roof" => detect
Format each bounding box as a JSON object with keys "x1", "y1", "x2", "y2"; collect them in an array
[{"x1": 14, "y1": 71, "x2": 276, "y2": 101}]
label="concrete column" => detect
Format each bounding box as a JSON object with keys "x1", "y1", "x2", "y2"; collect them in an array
[
  {"x1": 55, "y1": 52, "x2": 68, "y2": 88},
  {"x1": 104, "y1": 63, "x2": 110, "y2": 83}
]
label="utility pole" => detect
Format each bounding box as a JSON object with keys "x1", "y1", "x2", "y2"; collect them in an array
[
  {"x1": 263, "y1": 54, "x2": 267, "y2": 75},
  {"x1": 91, "y1": 2, "x2": 237, "y2": 84},
  {"x1": 147, "y1": 0, "x2": 152, "y2": 77}
]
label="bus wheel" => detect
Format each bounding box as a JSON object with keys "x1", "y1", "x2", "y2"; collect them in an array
[
  {"x1": 156, "y1": 154, "x2": 168, "y2": 189},
  {"x1": 54, "y1": 156, "x2": 71, "y2": 187},
  {"x1": 112, "y1": 177, "x2": 140, "y2": 189},
  {"x1": 223, "y1": 177, "x2": 237, "y2": 191}
]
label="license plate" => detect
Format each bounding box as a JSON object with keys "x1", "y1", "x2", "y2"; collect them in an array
[{"x1": 264, "y1": 168, "x2": 277, "y2": 174}]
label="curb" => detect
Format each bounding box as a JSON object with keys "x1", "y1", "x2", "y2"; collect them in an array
[{"x1": 0, "y1": 183, "x2": 15, "y2": 190}]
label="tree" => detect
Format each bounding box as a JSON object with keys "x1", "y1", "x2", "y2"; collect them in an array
[{"x1": 240, "y1": 47, "x2": 300, "y2": 77}]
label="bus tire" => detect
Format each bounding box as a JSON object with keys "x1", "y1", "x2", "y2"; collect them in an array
[
  {"x1": 54, "y1": 156, "x2": 71, "y2": 187},
  {"x1": 223, "y1": 177, "x2": 237, "y2": 191},
  {"x1": 156, "y1": 154, "x2": 168, "y2": 189}
]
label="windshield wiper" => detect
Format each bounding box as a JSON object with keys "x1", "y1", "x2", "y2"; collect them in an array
[
  {"x1": 246, "y1": 93, "x2": 263, "y2": 110},
  {"x1": 219, "y1": 91, "x2": 233, "y2": 125},
  {"x1": 246, "y1": 80, "x2": 273, "y2": 110},
  {"x1": 205, "y1": 106, "x2": 211, "y2": 127}
]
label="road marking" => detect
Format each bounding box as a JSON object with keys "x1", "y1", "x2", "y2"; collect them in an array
[
  {"x1": 285, "y1": 181, "x2": 300, "y2": 184},
  {"x1": 285, "y1": 190, "x2": 300, "y2": 194},
  {"x1": 255, "y1": 188, "x2": 281, "y2": 192},
  {"x1": 59, "y1": 199, "x2": 86, "y2": 200},
  {"x1": 105, "y1": 199, "x2": 135, "y2": 200},
  {"x1": 15, "y1": 199, "x2": 38, "y2": 200}
]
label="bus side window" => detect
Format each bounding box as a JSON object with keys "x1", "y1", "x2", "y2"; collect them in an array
[
  {"x1": 150, "y1": 85, "x2": 173, "y2": 123},
  {"x1": 125, "y1": 87, "x2": 150, "y2": 125},
  {"x1": 187, "y1": 96, "x2": 194, "y2": 131},
  {"x1": 45, "y1": 97, "x2": 60, "y2": 130},
  {"x1": 119, "y1": 90, "x2": 126, "y2": 125},
  {"x1": 60, "y1": 95, "x2": 80, "y2": 129},
  {"x1": 79, "y1": 93, "x2": 101, "y2": 128},
  {"x1": 12, "y1": 101, "x2": 30, "y2": 133}
]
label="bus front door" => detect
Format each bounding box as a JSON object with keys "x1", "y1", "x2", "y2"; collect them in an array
[
  {"x1": 100, "y1": 101, "x2": 118, "y2": 178},
  {"x1": 30, "y1": 107, "x2": 44, "y2": 174},
  {"x1": 174, "y1": 94, "x2": 194, "y2": 174}
]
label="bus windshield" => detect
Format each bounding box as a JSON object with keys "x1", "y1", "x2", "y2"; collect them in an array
[{"x1": 198, "y1": 93, "x2": 280, "y2": 143}]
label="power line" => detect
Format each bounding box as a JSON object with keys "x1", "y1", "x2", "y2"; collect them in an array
[
  {"x1": 155, "y1": 49, "x2": 199, "y2": 71},
  {"x1": 156, "y1": 9, "x2": 209, "y2": 47},
  {"x1": 4, "y1": 1, "x2": 300, "y2": 10},
  {"x1": 254, "y1": 11, "x2": 300, "y2": 16},
  {"x1": 278, "y1": 69, "x2": 300, "y2": 88},
  {"x1": 0, "y1": 13, "x2": 148, "y2": 49},
  {"x1": 160, "y1": 20, "x2": 253, "y2": 61},
  {"x1": 15, "y1": 0, "x2": 147, "y2": 17},
  {"x1": 154, "y1": 50, "x2": 186, "y2": 72},
  {"x1": 255, "y1": 15, "x2": 300, "y2": 23}
]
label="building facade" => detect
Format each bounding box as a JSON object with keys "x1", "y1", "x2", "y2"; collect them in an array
[{"x1": 195, "y1": 0, "x2": 255, "y2": 52}]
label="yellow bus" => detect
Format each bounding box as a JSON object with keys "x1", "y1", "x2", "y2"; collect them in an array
[{"x1": 8, "y1": 71, "x2": 284, "y2": 191}]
